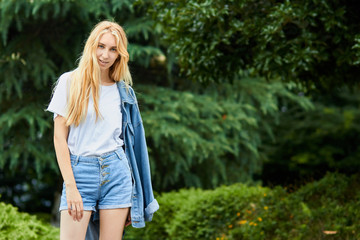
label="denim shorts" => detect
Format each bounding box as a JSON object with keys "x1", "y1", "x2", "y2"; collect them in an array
[{"x1": 59, "y1": 147, "x2": 133, "y2": 212}]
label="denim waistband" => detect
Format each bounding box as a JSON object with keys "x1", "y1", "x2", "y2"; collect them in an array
[{"x1": 70, "y1": 148, "x2": 125, "y2": 163}]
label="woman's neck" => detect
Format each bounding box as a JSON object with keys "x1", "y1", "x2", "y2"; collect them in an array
[{"x1": 100, "y1": 69, "x2": 115, "y2": 85}]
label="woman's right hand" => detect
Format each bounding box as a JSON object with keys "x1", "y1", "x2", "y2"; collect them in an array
[{"x1": 65, "y1": 183, "x2": 84, "y2": 222}]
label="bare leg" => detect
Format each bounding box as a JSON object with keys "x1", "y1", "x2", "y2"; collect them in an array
[
  {"x1": 99, "y1": 208, "x2": 129, "y2": 240},
  {"x1": 60, "y1": 210, "x2": 92, "y2": 240}
]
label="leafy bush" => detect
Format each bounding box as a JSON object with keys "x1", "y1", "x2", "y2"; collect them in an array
[
  {"x1": 0, "y1": 201, "x2": 59, "y2": 239},
  {"x1": 152, "y1": 0, "x2": 360, "y2": 89},
  {"x1": 125, "y1": 173, "x2": 360, "y2": 240}
]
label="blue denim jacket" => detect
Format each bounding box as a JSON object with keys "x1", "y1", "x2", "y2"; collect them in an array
[{"x1": 85, "y1": 81, "x2": 159, "y2": 239}]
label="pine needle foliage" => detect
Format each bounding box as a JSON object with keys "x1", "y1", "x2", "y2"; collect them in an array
[
  {"x1": 0, "y1": 0, "x2": 162, "y2": 208},
  {"x1": 136, "y1": 77, "x2": 313, "y2": 191}
]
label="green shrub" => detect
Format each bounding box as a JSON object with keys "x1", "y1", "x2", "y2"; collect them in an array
[
  {"x1": 0, "y1": 201, "x2": 59, "y2": 240},
  {"x1": 125, "y1": 173, "x2": 360, "y2": 240}
]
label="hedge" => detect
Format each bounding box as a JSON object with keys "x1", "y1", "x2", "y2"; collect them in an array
[
  {"x1": 125, "y1": 172, "x2": 360, "y2": 240},
  {"x1": 0, "y1": 201, "x2": 59, "y2": 240},
  {"x1": 2, "y1": 172, "x2": 358, "y2": 239}
]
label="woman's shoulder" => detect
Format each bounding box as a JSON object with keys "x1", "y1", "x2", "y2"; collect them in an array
[
  {"x1": 58, "y1": 70, "x2": 74, "y2": 82},
  {"x1": 56, "y1": 70, "x2": 75, "y2": 87},
  {"x1": 117, "y1": 81, "x2": 137, "y2": 104},
  {"x1": 52, "y1": 70, "x2": 74, "y2": 94}
]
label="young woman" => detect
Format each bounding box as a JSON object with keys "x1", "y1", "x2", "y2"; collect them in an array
[{"x1": 47, "y1": 20, "x2": 159, "y2": 240}]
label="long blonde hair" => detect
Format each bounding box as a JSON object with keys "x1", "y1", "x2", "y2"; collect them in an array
[{"x1": 66, "y1": 20, "x2": 132, "y2": 126}]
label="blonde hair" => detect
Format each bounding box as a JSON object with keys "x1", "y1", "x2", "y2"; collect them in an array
[{"x1": 66, "y1": 20, "x2": 132, "y2": 126}]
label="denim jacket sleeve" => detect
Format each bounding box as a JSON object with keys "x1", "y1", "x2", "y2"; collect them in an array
[
  {"x1": 133, "y1": 114, "x2": 159, "y2": 221},
  {"x1": 128, "y1": 89, "x2": 159, "y2": 225}
]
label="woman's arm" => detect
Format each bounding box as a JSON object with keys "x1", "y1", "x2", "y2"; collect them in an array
[{"x1": 54, "y1": 115, "x2": 83, "y2": 222}]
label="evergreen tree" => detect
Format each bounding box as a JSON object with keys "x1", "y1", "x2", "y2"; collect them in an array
[
  {"x1": 138, "y1": 79, "x2": 312, "y2": 191},
  {"x1": 0, "y1": 0, "x2": 162, "y2": 211}
]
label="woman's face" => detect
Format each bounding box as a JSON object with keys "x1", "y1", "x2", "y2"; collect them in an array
[{"x1": 96, "y1": 32, "x2": 119, "y2": 71}]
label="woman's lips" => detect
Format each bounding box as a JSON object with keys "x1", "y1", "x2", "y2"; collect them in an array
[{"x1": 99, "y1": 59, "x2": 108, "y2": 66}]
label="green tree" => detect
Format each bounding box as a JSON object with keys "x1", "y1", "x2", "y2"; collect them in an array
[
  {"x1": 0, "y1": 0, "x2": 162, "y2": 211},
  {"x1": 138, "y1": 79, "x2": 312, "y2": 191},
  {"x1": 148, "y1": 0, "x2": 360, "y2": 187},
  {"x1": 152, "y1": 0, "x2": 360, "y2": 90},
  {"x1": 260, "y1": 87, "x2": 360, "y2": 186}
]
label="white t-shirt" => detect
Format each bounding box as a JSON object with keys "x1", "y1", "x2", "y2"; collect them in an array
[{"x1": 47, "y1": 71, "x2": 124, "y2": 156}]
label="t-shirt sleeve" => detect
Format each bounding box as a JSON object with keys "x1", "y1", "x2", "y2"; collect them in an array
[{"x1": 46, "y1": 72, "x2": 71, "y2": 120}]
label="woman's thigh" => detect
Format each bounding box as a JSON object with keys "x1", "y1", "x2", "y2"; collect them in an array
[
  {"x1": 60, "y1": 210, "x2": 92, "y2": 240},
  {"x1": 99, "y1": 208, "x2": 129, "y2": 240}
]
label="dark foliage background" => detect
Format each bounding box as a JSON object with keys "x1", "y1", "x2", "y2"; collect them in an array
[{"x1": 0, "y1": 0, "x2": 359, "y2": 220}]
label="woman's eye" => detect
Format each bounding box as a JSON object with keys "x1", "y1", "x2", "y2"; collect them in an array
[
  {"x1": 111, "y1": 48, "x2": 117, "y2": 52},
  {"x1": 98, "y1": 45, "x2": 104, "y2": 48}
]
